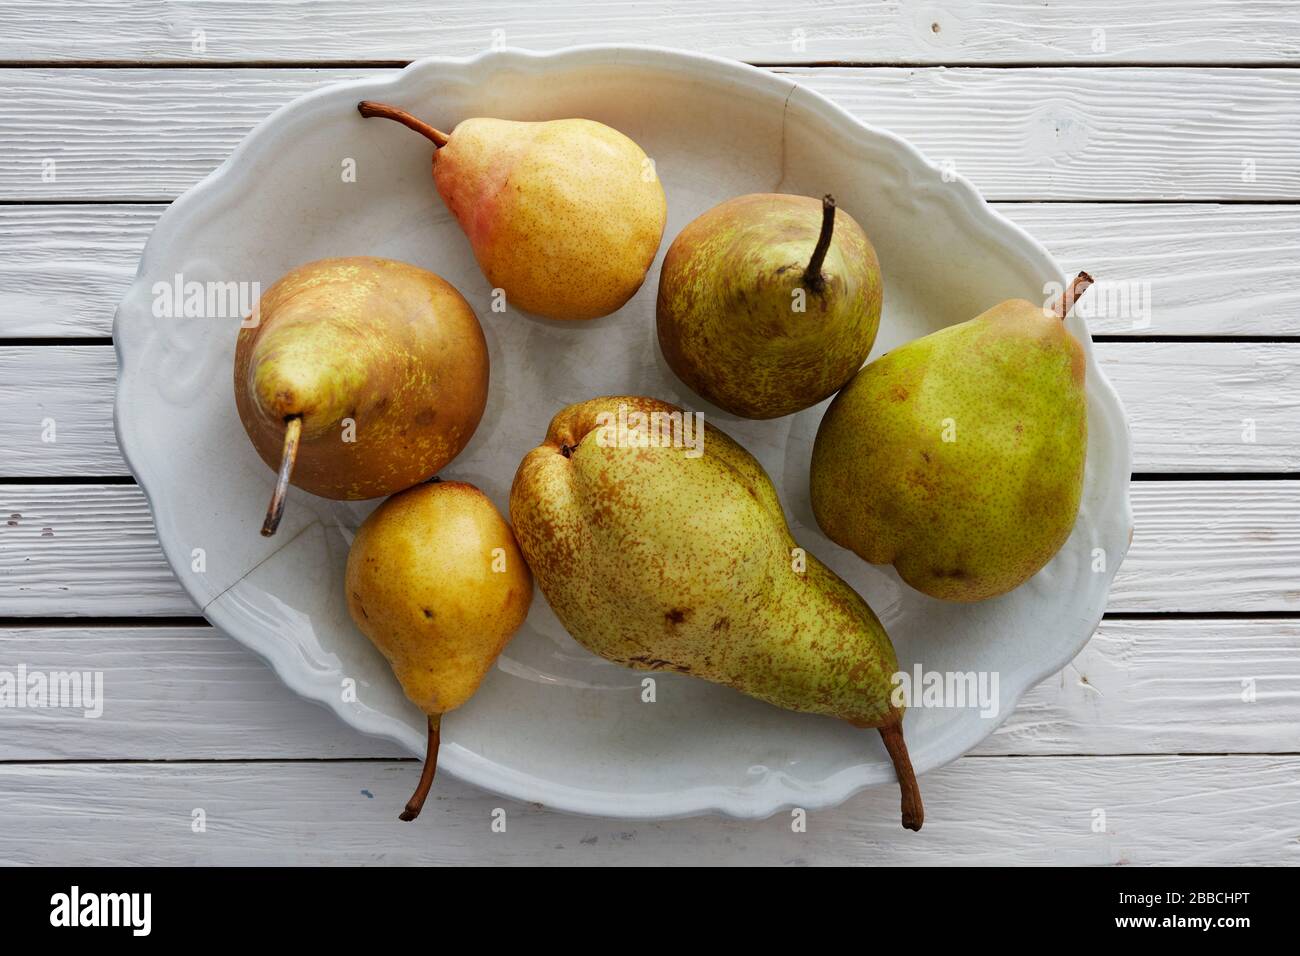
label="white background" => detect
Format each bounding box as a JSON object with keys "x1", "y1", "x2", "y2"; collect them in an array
[{"x1": 1, "y1": 1, "x2": 1298, "y2": 864}]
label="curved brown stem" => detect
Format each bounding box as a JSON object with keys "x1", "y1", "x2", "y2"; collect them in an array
[
  {"x1": 260, "y1": 415, "x2": 302, "y2": 538},
  {"x1": 399, "y1": 713, "x2": 442, "y2": 822},
  {"x1": 802, "y1": 194, "x2": 837, "y2": 293},
  {"x1": 357, "y1": 101, "x2": 450, "y2": 148},
  {"x1": 1053, "y1": 271, "x2": 1094, "y2": 321},
  {"x1": 878, "y1": 719, "x2": 924, "y2": 831}
]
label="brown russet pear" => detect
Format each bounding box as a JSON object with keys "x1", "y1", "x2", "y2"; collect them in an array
[
  {"x1": 346, "y1": 480, "x2": 533, "y2": 821},
  {"x1": 358, "y1": 101, "x2": 667, "y2": 321},
  {"x1": 811, "y1": 273, "x2": 1094, "y2": 602},
  {"x1": 234, "y1": 257, "x2": 488, "y2": 536},
  {"x1": 657, "y1": 194, "x2": 882, "y2": 419},
  {"x1": 510, "y1": 395, "x2": 923, "y2": 830}
]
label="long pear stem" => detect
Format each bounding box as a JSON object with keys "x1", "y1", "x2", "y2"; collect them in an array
[
  {"x1": 357, "y1": 101, "x2": 450, "y2": 148},
  {"x1": 802, "y1": 194, "x2": 837, "y2": 293},
  {"x1": 1053, "y1": 271, "x2": 1094, "y2": 320},
  {"x1": 878, "y1": 720, "x2": 924, "y2": 831},
  {"x1": 260, "y1": 415, "x2": 302, "y2": 538},
  {"x1": 399, "y1": 714, "x2": 442, "y2": 822}
]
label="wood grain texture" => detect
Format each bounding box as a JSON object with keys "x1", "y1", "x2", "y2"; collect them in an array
[
  {"x1": 0, "y1": 68, "x2": 376, "y2": 202},
  {"x1": 0, "y1": 1, "x2": 1296, "y2": 64},
  {"x1": 3, "y1": 67, "x2": 1299, "y2": 201},
  {"x1": 784, "y1": 67, "x2": 1300, "y2": 201},
  {"x1": 984, "y1": 619, "x2": 1300, "y2": 757},
  {"x1": 8, "y1": 203, "x2": 1300, "y2": 338},
  {"x1": 0, "y1": 347, "x2": 121, "y2": 476},
  {"x1": 0, "y1": 205, "x2": 159, "y2": 337},
  {"x1": 4, "y1": 342, "x2": 1295, "y2": 476},
  {"x1": 1097, "y1": 342, "x2": 1300, "y2": 471},
  {"x1": 0, "y1": 485, "x2": 193, "y2": 616},
  {"x1": 1112, "y1": 482, "x2": 1300, "y2": 613},
  {"x1": 0, "y1": 619, "x2": 1293, "y2": 761},
  {"x1": 998, "y1": 203, "x2": 1300, "y2": 336},
  {"x1": 0, "y1": 756, "x2": 1294, "y2": 865},
  {"x1": 0, "y1": 625, "x2": 399, "y2": 759},
  {"x1": 1, "y1": 482, "x2": 1297, "y2": 617}
]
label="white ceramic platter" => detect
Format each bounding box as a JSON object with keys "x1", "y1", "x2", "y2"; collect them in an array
[{"x1": 114, "y1": 46, "x2": 1133, "y2": 819}]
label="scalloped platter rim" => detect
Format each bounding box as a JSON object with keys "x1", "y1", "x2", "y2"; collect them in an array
[{"x1": 113, "y1": 46, "x2": 1133, "y2": 820}]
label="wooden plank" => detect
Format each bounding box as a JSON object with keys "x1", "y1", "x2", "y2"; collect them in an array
[
  {"x1": 0, "y1": 68, "x2": 378, "y2": 202},
  {"x1": 0, "y1": 619, "x2": 1293, "y2": 761},
  {"x1": 984, "y1": 619, "x2": 1300, "y2": 756},
  {"x1": 3, "y1": 342, "x2": 1295, "y2": 476},
  {"x1": 0, "y1": 625, "x2": 401, "y2": 760},
  {"x1": 2, "y1": 482, "x2": 1297, "y2": 617},
  {"x1": 784, "y1": 66, "x2": 1300, "y2": 201},
  {"x1": 1097, "y1": 342, "x2": 1300, "y2": 472},
  {"x1": 8, "y1": 203, "x2": 1300, "y2": 339},
  {"x1": 0, "y1": 205, "x2": 159, "y2": 338},
  {"x1": 3, "y1": 68, "x2": 1299, "y2": 201},
  {"x1": 0, "y1": 1, "x2": 1296, "y2": 65},
  {"x1": 0, "y1": 485, "x2": 195, "y2": 616},
  {"x1": 998, "y1": 203, "x2": 1300, "y2": 337},
  {"x1": 1112, "y1": 482, "x2": 1300, "y2": 613},
  {"x1": 0, "y1": 347, "x2": 122, "y2": 476},
  {"x1": 0, "y1": 756, "x2": 1294, "y2": 864}
]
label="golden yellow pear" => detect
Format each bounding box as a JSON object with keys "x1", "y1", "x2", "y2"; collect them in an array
[
  {"x1": 358, "y1": 102, "x2": 667, "y2": 320},
  {"x1": 234, "y1": 257, "x2": 489, "y2": 535},
  {"x1": 345, "y1": 480, "x2": 533, "y2": 821}
]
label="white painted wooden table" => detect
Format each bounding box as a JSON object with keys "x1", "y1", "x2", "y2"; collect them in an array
[{"x1": 2, "y1": 2, "x2": 1299, "y2": 866}]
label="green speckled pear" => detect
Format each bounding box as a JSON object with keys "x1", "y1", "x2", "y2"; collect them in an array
[
  {"x1": 810, "y1": 274, "x2": 1093, "y2": 602},
  {"x1": 657, "y1": 194, "x2": 882, "y2": 419},
  {"x1": 510, "y1": 395, "x2": 922, "y2": 829}
]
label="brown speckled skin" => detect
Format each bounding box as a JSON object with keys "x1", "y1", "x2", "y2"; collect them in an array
[
  {"x1": 345, "y1": 481, "x2": 532, "y2": 715},
  {"x1": 810, "y1": 299, "x2": 1087, "y2": 602},
  {"x1": 657, "y1": 194, "x2": 882, "y2": 419},
  {"x1": 234, "y1": 257, "x2": 489, "y2": 500},
  {"x1": 509, "y1": 395, "x2": 902, "y2": 728},
  {"x1": 434, "y1": 118, "x2": 667, "y2": 321}
]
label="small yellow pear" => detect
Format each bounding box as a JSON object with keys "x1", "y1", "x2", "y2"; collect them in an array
[{"x1": 345, "y1": 480, "x2": 533, "y2": 821}]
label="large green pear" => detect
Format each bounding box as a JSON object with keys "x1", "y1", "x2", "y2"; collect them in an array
[
  {"x1": 657, "y1": 194, "x2": 882, "y2": 419},
  {"x1": 359, "y1": 102, "x2": 667, "y2": 321},
  {"x1": 510, "y1": 395, "x2": 922, "y2": 829},
  {"x1": 810, "y1": 277, "x2": 1091, "y2": 602}
]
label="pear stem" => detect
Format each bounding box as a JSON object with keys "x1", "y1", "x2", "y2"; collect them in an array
[
  {"x1": 1053, "y1": 271, "x2": 1094, "y2": 321},
  {"x1": 260, "y1": 415, "x2": 302, "y2": 538},
  {"x1": 802, "y1": 194, "x2": 837, "y2": 294},
  {"x1": 878, "y1": 719, "x2": 924, "y2": 831},
  {"x1": 399, "y1": 713, "x2": 442, "y2": 822},
  {"x1": 357, "y1": 101, "x2": 450, "y2": 148}
]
